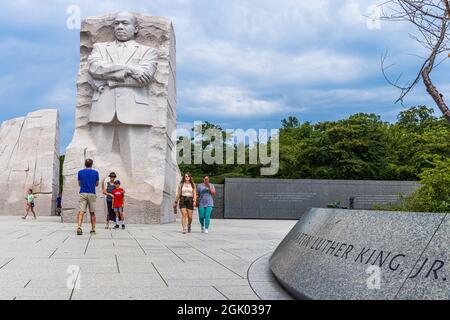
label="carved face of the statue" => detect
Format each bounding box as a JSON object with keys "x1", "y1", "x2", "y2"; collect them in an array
[{"x1": 113, "y1": 13, "x2": 137, "y2": 42}]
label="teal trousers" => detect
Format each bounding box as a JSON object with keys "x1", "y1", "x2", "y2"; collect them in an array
[{"x1": 198, "y1": 206, "x2": 213, "y2": 229}]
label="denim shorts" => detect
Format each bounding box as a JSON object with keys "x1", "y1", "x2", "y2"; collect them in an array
[{"x1": 179, "y1": 196, "x2": 194, "y2": 210}]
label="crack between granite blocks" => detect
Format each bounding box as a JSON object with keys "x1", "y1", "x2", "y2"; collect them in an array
[
  {"x1": 163, "y1": 244, "x2": 185, "y2": 263},
  {"x1": 151, "y1": 262, "x2": 168, "y2": 287},
  {"x1": 84, "y1": 235, "x2": 92, "y2": 255},
  {"x1": 69, "y1": 268, "x2": 81, "y2": 301},
  {"x1": 222, "y1": 248, "x2": 243, "y2": 260},
  {"x1": 126, "y1": 230, "x2": 147, "y2": 256},
  {"x1": 212, "y1": 286, "x2": 230, "y2": 300},
  {"x1": 0, "y1": 144, "x2": 6, "y2": 159},
  {"x1": 49, "y1": 248, "x2": 58, "y2": 259},
  {"x1": 6, "y1": 117, "x2": 25, "y2": 170},
  {"x1": 115, "y1": 254, "x2": 120, "y2": 273},
  {"x1": 184, "y1": 242, "x2": 244, "y2": 279},
  {"x1": 394, "y1": 213, "x2": 448, "y2": 300},
  {"x1": 0, "y1": 258, "x2": 15, "y2": 270},
  {"x1": 149, "y1": 234, "x2": 184, "y2": 262},
  {"x1": 31, "y1": 128, "x2": 42, "y2": 189},
  {"x1": 24, "y1": 280, "x2": 31, "y2": 288}
]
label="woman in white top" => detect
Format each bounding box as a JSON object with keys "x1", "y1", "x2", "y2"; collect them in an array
[{"x1": 174, "y1": 173, "x2": 197, "y2": 234}]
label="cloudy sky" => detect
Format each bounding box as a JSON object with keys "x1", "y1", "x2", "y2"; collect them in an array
[{"x1": 0, "y1": 0, "x2": 447, "y2": 150}]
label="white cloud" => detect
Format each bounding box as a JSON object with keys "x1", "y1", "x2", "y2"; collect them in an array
[
  {"x1": 299, "y1": 86, "x2": 400, "y2": 107},
  {"x1": 295, "y1": 85, "x2": 435, "y2": 116},
  {"x1": 43, "y1": 83, "x2": 76, "y2": 109},
  {"x1": 177, "y1": 121, "x2": 193, "y2": 130},
  {"x1": 0, "y1": 0, "x2": 446, "y2": 149},
  {"x1": 182, "y1": 41, "x2": 369, "y2": 87},
  {"x1": 181, "y1": 86, "x2": 299, "y2": 118}
]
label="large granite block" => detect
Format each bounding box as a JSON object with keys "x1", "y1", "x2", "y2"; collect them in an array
[
  {"x1": 62, "y1": 12, "x2": 179, "y2": 224},
  {"x1": 270, "y1": 208, "x2": 449, "y2": 300},
  {"x1": 0, "y1": 109, "x2": 60, "y2": 216},
  {"x1": 395, "y1": 214, "x2": 449, "y2": 300},
  {"x1": 212, "y1": 184, "x2": 224, "y2": 219}
]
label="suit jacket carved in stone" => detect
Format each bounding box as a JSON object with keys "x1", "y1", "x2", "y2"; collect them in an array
[{"x1": 88, "y1": 40, "x2": 158, "y2": 126}]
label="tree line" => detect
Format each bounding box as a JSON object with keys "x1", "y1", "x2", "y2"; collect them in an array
[{"x1": 180, "y1": 106, "x2": 450, "y2": 212}]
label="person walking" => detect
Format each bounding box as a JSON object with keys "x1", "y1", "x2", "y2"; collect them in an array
[
  {"x1": 76, "y1": 159, "x2": 100, "y2": 236},
  {"x1": 103, "y1": 172, "x2": 118, "y2": 229},
  {"x1": 22, "y1": 189, "x2": 37, "y2": 220},
  {"x1": 174, "y1": 173, "x2": 197, "y2": 234},
  {"x1": 197, "y1": 175, "x2": 216, "y2": 234}
]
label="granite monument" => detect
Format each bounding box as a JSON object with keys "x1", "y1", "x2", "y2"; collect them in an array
[
  {"x1": 270, "y1": 208, "x2": 449, "y2": 300},
  {"x1": 0, "y1": 109, "x2": 60, "y2": 216},
  {"x1": 62, "y1": 12, "x2": 179, "y2": 224}
]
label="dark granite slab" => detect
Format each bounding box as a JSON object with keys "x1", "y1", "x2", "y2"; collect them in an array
[
  {"x1": 224, "y1": 178, "x2": 420, "y2": 219},
  {"x1": 270, "y1": 208, "x2": 449, "y2": 300}
]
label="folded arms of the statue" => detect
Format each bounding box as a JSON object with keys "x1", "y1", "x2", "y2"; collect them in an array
[{"x1": 88, "y1": 44, "x2": 158, "y2": 89}]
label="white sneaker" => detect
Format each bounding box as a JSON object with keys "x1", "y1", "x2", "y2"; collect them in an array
[{"x1": 204, "y1": 229, "x2": 209, "y2": 234}]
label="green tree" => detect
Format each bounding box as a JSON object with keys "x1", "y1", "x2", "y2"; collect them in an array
[
  {"x1": 397, "y1": 105, "x2": 436, "y2": 129},
  {"x1": 385, "y1": 107, "x2": 450, "y2": 180},
  {"x1": 279, "y1": 113, "x2": 390, "y2": 180},
  {"x1": 400, "y1": 159, "x2": 450, "y2": 213},
  {"x1": 281, "y1": 116, "x2": 300, "y2": 129}
]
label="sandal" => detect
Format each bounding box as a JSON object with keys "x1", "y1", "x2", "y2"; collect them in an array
[{"x1": 77, "y1": 227, "x2": 83, "y2": 236}]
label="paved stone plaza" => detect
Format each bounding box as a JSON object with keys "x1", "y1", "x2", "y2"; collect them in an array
[{"x1": 0, "y1": 217, "x2": 295, "y2": 300}]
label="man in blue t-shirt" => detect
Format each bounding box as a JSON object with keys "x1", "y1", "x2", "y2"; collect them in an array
[{"x1": 76, "y1": 159, "x2": 100, "y2": 236}]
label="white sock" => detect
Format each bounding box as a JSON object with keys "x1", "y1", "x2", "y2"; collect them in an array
[{"x1": 115, "y1": 217, "x2": 119, "y2": 224}]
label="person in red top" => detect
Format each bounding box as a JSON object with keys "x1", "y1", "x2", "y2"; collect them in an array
[{"x1": 109, "y1": 180, "x2": 126, "y2": 230}]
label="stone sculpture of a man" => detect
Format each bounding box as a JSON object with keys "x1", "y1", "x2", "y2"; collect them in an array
[
  {"x1": 62, "y1": 12, "x2": 178, "y2": 224},
  {"x1": 87, "y1": 12, "x2": 158, "y2": 177}
]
